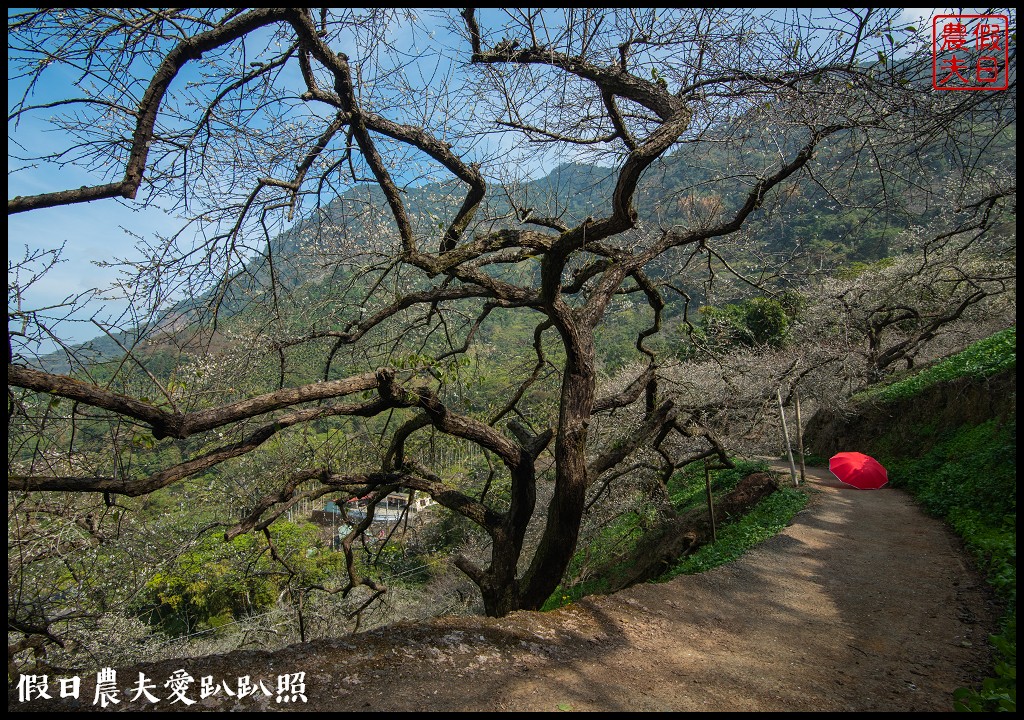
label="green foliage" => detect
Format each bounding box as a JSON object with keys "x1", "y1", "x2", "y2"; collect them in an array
[
  {"x1": 744, "y1": 297, "x2": 792, "y2": 345},
  {"x1": 593, "y1": 302, "x2": 672, "y2": 371},
  {"x1": 888, "y1": 420, "x2": 1015, "y2": 517},
  {"x1": 370, "y1": 542, "x2": 437, "y2": 585},
  {"x1": 541, "y1": 504, "x2": 660, "y2": 611},
  {"x1": 880, "y1": 417, "x2": 1016, "y2": 712},
  {"x1": 667, "y1": 459, "x2": 768, "y2": 510},
  {"x1": 694, "y1": 295, "x2": 798, "y2": 351},
  {"x1": 833, "y1": 255, "x2": 896, "y2": 280},
  {"x1": 775, "y1": 289, "x2": 807, "y2": 319},
  {"x1": 137, "y1": 522, "x2": 344, "y2": 637},
  {"x1": 953, "y1": 615, "x2": 1016, "y2": 712}
]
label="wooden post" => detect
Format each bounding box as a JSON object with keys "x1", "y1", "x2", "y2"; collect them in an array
[
  {"x1": 794, "y1": 387, "x2": 806, "y2": 484},
  {"x1": 704, "y1": 459, "x2": 717, "y2": 543},
  {"x1": 777, "y1": 387, "x2": 798, "y2": 486}
]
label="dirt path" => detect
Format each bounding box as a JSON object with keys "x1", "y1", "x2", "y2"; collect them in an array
[{"x1": 10, "y1": 467, "x2": 998, "y2": 712}]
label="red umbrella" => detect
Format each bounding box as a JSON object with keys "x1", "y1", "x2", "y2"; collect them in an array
[{"x1": 829, "y1": 452, "x2": 889, "y2": 490}]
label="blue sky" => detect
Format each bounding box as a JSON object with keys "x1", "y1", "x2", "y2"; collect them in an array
[
  {"x1": 8, "y1": 9, "x2": 493, "y2": 349},
  {"x1": 6, "y1": 8, "x2": 555, "y2": 348}
]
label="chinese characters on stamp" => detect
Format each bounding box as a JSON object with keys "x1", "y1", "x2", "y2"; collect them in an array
[{"x1": 932, "y1": 14, "x2": 1010, "y2": 90}]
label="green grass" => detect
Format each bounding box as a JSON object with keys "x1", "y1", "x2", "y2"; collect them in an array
[
  {"x1": 659, "y1": 486, "x2": 808, "y2": 579},
  {"x1": 856, "y1": 327, "x2": 1016, "y2": 403},
  {"x1": 659, "y1": 458, "x2": 809, "y2": 578},
  {"x1": 666, "y1": 459, "x2": 768, "y2": 510},
  {"x1": 542, "y1": 459, "x2": 807, "y2": 610},
  {"x1": 540, "y1": 505, "x2": 659, "y2": 611}
]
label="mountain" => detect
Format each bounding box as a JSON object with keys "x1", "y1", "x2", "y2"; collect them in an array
[{"x1": 34, "y1": 112, "x2": 1015, "y2": 370}]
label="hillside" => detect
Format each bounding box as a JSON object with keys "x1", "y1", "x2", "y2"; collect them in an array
[
  {"x1": 803, "y1": 367, "x2": 1016, "y2": 458},
  {"x1": 37, "y1": 115, "x2": 1016, "y2": 371}
]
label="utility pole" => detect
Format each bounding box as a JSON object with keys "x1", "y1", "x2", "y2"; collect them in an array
[
  {"x1": 777, "y1": 387, "x2": 798, "y2": 486},
  {"x1": 794, "y1": 387, "x2": 806, "y2": 484},
  {"x1": 704, "y1": 459, "x2": 717, "y2": 543}
]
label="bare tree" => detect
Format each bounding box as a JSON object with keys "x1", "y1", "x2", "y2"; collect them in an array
[
  {"x1": 8, "y1": 6, "x2": 1016, "y2": 653},
  {"x1": 850, "y1": 214, "x2": 1014, "y2": 379}
]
